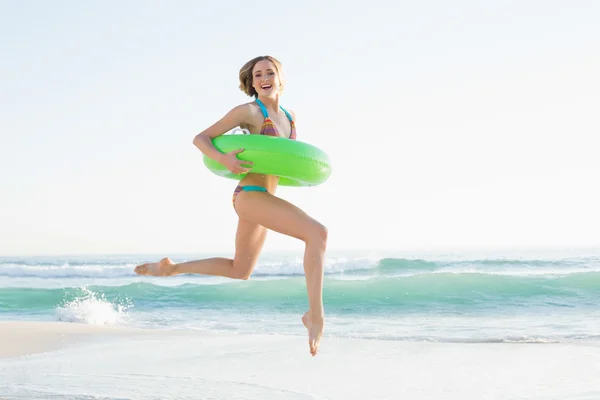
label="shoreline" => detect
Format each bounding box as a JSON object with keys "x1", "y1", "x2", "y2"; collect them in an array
[
  {"x1": 3, "y1": 319, "x2": 600, "y2": 360},
  {"x1": 0, "y1": 321, "x2": 600, "y2": 400},
  {"x1": 1, "y1": 321, "x2": 600, "y2": 399},
  {"x1": 0, "y1": 320, "x2": 162, "y2": 359}
]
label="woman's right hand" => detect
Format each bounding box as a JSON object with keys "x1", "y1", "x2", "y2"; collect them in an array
[{"x1": 221, "y1": 148, "x2": 253, "y2": 174}]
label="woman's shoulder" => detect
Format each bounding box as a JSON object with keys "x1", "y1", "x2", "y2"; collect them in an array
[
  {"x1": 231, "y1": 101, "x2": 263, "y2": 118},
  {"x1": 281, "y1": 107, "x2": 296, "y2": 123},
  {"x1": 288, "y1": 109, "x2": 297, "y2": 121}
]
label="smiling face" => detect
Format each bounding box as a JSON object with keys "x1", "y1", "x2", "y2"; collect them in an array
[
  {"x1": 251, "y1": 60, "x2": 281, "y2": 98},
  {"x1": 238, "y1": 55, "x2": 285, "y2": 98}
]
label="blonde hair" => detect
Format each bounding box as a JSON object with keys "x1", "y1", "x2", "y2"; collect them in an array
[{"x1": 238, "y1": 55, "x2": 285, "y2": 98}]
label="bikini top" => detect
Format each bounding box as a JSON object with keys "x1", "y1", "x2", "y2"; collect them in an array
[{"x1": 255, "y1": 98, "x2": 297, "y2": 140}]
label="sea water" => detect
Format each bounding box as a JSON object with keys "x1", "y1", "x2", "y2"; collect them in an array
[{"x1": 1, "y1": 246, "x2": 599, "y2": 344}]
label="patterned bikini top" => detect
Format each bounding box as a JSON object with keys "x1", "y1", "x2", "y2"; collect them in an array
[{"x1": 255, "y1": 98, "x2": 297, "y2": 140}]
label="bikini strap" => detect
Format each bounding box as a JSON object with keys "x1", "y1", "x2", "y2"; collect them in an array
[
  {"x1": 255, "y1": 99, "x2": 293, "y2": 122},
  {"x1": 280, "y1": 106, "x2": 294, "y2": 122},
  {"x1": 255, "y1": 98, "x2": 269, "y2": 119}
]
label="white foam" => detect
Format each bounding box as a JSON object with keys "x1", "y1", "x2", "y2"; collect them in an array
[
  {"x1": 251, "y1": 255, "x2": 382, "y2": 276},
  {"x1": 0, "y1": 263, "x2": 136, "y2": 278},
  {"x1": 55, "y1": 287, "x2": 131, "y2": 325}
]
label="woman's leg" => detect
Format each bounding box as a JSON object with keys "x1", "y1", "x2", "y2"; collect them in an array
[
  {"x1": 133, "y1": 218, "x2": 268, "y2": 279},
  {"x1": 234, "y1": 190, "x2": 328, "y2": 356}
]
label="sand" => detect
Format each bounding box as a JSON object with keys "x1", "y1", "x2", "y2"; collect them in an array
[
  {"x1": 1, "y1": 321, "x2": 600, "y2": 399},
  {"x1": 0, "y1": 321, "x2": 155, "y2": 358}
]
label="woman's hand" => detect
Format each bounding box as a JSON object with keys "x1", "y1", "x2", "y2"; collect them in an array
[{"x1": 221, "y1": 148, "x2": 253, "y2": 174}]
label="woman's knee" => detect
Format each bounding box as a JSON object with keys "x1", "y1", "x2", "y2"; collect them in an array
[
  {"x1": 231, "y1": 257, "x2": 256, "y2": 280},
  {"x1": 306, "y1": 221, "x2": 328, "y2": 247}
]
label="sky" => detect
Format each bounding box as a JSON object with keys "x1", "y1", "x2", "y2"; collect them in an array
[{"x1": 1, "y1": 0, "x2": 599, "y2": 256}]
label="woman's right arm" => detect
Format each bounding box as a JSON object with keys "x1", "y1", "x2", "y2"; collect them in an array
[{"x1": 192, "y1": 104, "x2": 253, "y2": 173}]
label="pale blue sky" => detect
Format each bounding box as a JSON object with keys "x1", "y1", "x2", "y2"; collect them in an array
[{"x1": 1, "y1": 0, "x2": 599, "y2": 256}]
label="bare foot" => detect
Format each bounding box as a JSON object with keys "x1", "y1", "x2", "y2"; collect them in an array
[
  {"x1": 134, "y1": 257, "x2": 176, "y2": 276},
  {"x1": 302, "y1": 311, "x2": 324, "y2": 357}
]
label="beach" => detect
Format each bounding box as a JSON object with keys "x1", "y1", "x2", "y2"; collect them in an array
[
  {"x1": 0, "y1": 320, "x2": 146, "y2": 359},
  {"x1": 1, "y1": 321, "x2": 600, "y2": 399},
  {"x1": 1, "y1": 248, "x2": 600, "y2": 399}
]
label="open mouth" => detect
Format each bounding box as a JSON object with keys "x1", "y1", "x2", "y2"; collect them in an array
[{"x1": 261, "y1": 84, "x2": 272, "y2": 90}]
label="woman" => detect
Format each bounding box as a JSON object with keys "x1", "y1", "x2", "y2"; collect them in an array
[{"x1": 134, "y1": 55, "x2": 327, "y2": 357}]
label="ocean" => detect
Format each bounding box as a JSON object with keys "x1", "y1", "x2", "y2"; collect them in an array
[{"x1": 2, "y1": 246, "x2": 599, "y2": 344}]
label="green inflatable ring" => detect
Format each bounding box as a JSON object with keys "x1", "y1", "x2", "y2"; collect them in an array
[{"x1": 203, "y1": 131, "x2": 332, "y2": 187}]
